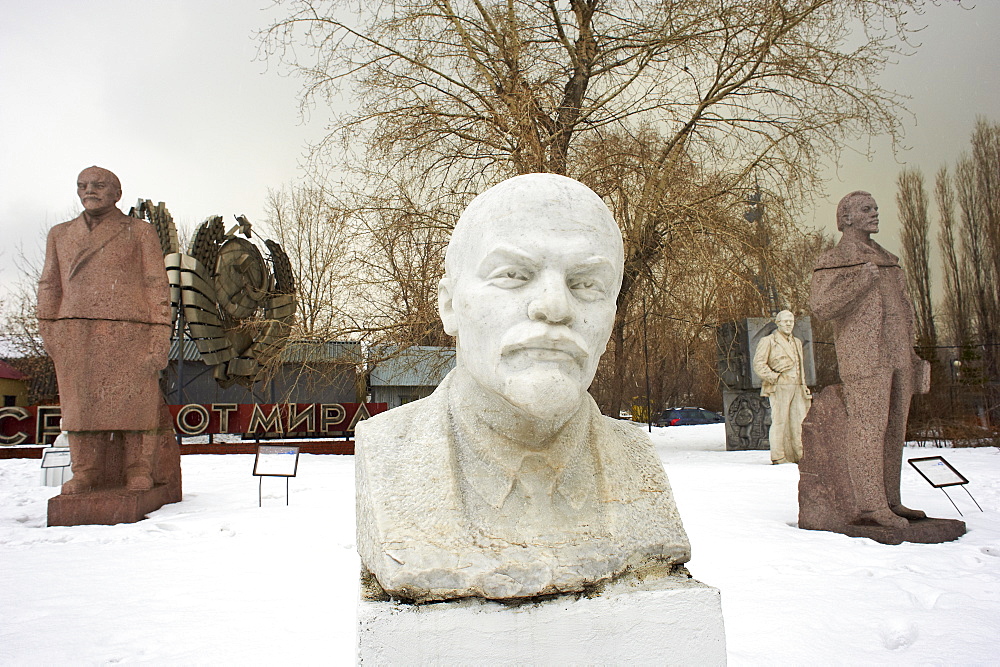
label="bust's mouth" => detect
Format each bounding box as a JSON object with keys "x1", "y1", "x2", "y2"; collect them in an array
[
  {"x1": 514, "y1": 347, "x2": 577, "y2": 362},
  {"x1": 502, "y1": 336, "x2": 587, "y2": 363}
]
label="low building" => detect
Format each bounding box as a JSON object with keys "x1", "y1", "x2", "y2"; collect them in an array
[
  {"x1": 369, "y1": 346, "x2": 456, "y2": 409},
  {"x1": 0, "y1": 360, "x2": 28, "y2": 407},
  {"x1": 163, "y1": 339, "x2": 362, "y2": 405}
]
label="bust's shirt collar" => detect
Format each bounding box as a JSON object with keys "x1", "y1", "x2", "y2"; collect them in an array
[{"x1": 447, "y1": 371, "x2": 597, "y2": 511}]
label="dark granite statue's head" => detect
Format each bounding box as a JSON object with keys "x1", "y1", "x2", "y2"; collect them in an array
[
  {"x1": 77, "y1": 166, "x2": 122, "y2": 217},
  {"x1": 836, "y1": 190, "x2": 878, "y2": 234}
]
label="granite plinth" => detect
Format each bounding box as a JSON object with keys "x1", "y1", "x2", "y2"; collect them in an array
[
  {"x1": 47, "y1": 482, "x2": 181, "y2": 527},
  {"x1": 798, "y1": 385, "x2": 965, "y2": 545},
  {"x1": 357, "y1": 566, "x2": 727, "y2": 665},
  {"x1": 45, "y1": 402, "x2": 183, "y2": 526},
  {"x1": 800, "y1": 515, "x2": 967, "y2": 545}
]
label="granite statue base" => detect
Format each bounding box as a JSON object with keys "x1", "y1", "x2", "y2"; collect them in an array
[
  {"x1": 47, "y1": 482, "x2": 181, "y2": 527},
  {"x1": 799, "y1": 514, "x2": 967, "y2": 545},
  {"x1": 357, "y1": 566, "x2": 727, "y2": 665},
  {"x1": 798, "y1": 385, "x2": 966, "y2": 545},
  {"x1": 47, "y1": 403, "x2": 183, "y2": 527}
]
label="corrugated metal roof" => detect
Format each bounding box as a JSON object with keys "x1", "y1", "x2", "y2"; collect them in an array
[
  {"x1": 369, "y1": 346, "x2": 456, "y2": 387},
  {"x1": 280, "y1": 340, "x2": 361, "y2": 364},
  {"x1": 169, "y1": 339, "x2": 203, "y2": 361},
  {"x1": 169, "y1": 339, "x2": 361, "y2": 364}
]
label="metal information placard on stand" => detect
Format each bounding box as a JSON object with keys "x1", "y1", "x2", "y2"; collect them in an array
[
  {"x1": 40, "y1": 447, "x2": 72, "y2": 486},
  {"x1": 41, "y1": 447, "x2": 71, "y2": 469},
  {"x1": 253, "y1": 444, "x2": 300, "y2": 506},
  {"x1": 908, "y1": 455, "x2": 983, "y2": 517}
]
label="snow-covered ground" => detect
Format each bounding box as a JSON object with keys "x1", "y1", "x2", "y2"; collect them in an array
[{"x1": 2, "y1": 424, "x2": 998, "y2": 665}]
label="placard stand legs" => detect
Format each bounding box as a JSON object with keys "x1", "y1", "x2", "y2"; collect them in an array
[
  {"x1": 258, "y1": 476, "x2": 290, "y2": 507},
  {"x1": 939, "y1": 485, "x2": 983, "y2": 517}
]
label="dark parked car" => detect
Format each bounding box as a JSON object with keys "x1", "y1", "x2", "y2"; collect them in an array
[{"x1": 655, "y1": 407, "x2": 725, "y2": 427}]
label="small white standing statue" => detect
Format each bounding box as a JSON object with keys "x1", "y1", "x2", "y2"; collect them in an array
[
  {"x1": 355, "y1": 173, "x2": 690, "y2": 602},
  {"x1": 752, "y1": 310, "x2": 811, "y2": 464}
]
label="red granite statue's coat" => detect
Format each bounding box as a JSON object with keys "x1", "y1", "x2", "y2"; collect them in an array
[{"x1": 38, "y1": 211, "x2": 171, "y2": 430}]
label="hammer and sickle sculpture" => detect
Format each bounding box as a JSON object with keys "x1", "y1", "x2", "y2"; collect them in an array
[{"x1": 133, "y1": 201, "x2": 297, "y2": 389}]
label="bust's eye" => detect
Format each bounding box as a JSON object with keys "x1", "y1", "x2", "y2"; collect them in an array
[
  {"x1": 568, "y1": 276, "x2": 606, "y2": 301},
  {"x1": 487, "y1": 266, "x2": 531, "y2": 288}
]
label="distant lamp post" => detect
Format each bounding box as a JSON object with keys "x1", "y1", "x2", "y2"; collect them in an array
[
  {"x1": 950, "y1": 359, "x2": 962, "y2": 415},
  {"x1": 744, "y1": 190, "x2": 762, "y2": 223},
  {"x1": 743, "y1": 183, "x2": 779, "y2": 315}
]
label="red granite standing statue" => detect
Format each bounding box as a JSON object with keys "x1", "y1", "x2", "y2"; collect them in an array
[
  {"x1": 799, "y1": 190, "x2": 964, "y2": 544},
  {"x1": 38, "y1": 166, "x2": 181, "y2": 526}
]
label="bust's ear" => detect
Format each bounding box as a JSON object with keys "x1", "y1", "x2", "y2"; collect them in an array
[{"x1": 438, "y1": 277, "x2": 458, "y2": 336}]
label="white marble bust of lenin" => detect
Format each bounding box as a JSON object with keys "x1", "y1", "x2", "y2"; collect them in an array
[{"x1": 356, "y1": 173, "x2": 690, "y2": 602}]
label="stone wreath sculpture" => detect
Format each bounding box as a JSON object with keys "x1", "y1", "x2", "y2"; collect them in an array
[{"x1": 132, "y1": 200, "x2": 297, "y2": 389}]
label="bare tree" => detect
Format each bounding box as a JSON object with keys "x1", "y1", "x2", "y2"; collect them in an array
[
  {"x1": 972, "y1": 118, "x2": 1000, "y2": 302},
  {"x1": 259, "y1": 0, "x2": 945, "y2": 413},
  {"x1": 934, "y1": 165, "x2": 969, "y2": 350},
  {"x1": 943, "y1": 145, "x2": 997, "y2": 425},
  {"x1": 896, "y1": 167, "x2": 936, "y2": 357},
  {"x1": 259, "y1": 0, "x2": 921, "y2": 185},
  {"x1": 965, "y1": 119, "x2": 1000, "y2": 423},
  {"x1": 781, "y1": 119, "x2": 1000, "y2": 433},
  {"x1": 264, "y1": 184, "x2": 354, "y2": 338},
  {"x1": 0, "y1": 238, "x2": 58, "y2": 404},
  {"x1": 956, "y1": 156, "x2": 997, "y2": 351},
  {"x1": 341, "y1": 173, "x2": 458, "y2": 349}
]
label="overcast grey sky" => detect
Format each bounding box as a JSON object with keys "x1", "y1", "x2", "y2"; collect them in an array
[
  {"x1": 808, "y1": 1, "x2": 1000, "y2": 237},
  {"x1": 1, "y1": 1, "x2": 998, "y2": 304},
  {"x1": 0, "y1": 1, "x2": 336, "y2": 299}
]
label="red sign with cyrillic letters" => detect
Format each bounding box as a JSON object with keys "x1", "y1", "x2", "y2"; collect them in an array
[{"x1": 0, "y1": 403, "x2": 387, "y2": 444}]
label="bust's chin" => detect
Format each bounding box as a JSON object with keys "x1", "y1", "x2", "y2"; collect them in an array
[{"x1": 499, "y1": 366, "x2": 587, "y2": 424}]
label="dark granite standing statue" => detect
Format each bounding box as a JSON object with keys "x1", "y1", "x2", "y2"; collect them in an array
[
  {"x1": 799, "y1": 191, "x2": 964, "y2": 544},
  {"x1": 38, "y1": 166, "x2": 181, "y2": 526}
]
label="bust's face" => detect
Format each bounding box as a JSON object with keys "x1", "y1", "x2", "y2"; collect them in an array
[{"x1": 440, "y1": 177, "x2": 622, "y2": 422}]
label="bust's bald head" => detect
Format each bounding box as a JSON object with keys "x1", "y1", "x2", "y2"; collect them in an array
[{"x1": 444, "y1": 173, "x2": 623, "y2": 285}]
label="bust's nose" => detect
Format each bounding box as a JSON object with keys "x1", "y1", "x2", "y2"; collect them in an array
[{"x1": 527, "y1": 271, "x2": 573, "y2": 325}]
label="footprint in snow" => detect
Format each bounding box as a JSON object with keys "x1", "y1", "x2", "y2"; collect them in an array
[
  {"x1": 153, "y1": 522, "x2": 181, "y2": 531},
  {"x1": 878, "y1": 619, "x2": 918, "y2": 650}
]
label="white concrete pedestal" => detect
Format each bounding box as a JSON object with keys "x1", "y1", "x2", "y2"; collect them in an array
[{"x1": 357, "y1": 568, "x2": 727, "y2": 665}]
